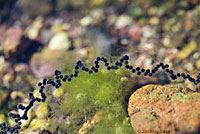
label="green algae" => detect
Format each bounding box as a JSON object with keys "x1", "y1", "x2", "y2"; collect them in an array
[{"x1": 49, "y1": 61, "x2": 134, "y2": 134}]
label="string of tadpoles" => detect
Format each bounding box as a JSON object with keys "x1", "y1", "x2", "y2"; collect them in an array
[{"x1": 1, "y1": 55, "x2": 200, "y2": 134}]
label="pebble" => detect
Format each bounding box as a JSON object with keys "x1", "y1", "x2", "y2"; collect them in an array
[
  {"x1": 177, "y1": 41, "x2": 197, "y2": 60},
  {"x1": 48, "y1": 31, "x2": 71, "y2": 50},
  {"x1": 26, "y1": 17, "x2": 43, "y2": 40},
  {"x1": 128, "y1": 24, "x2": 143, "y2": 42},
  {"x1": 53, "y1": 87, "x2": 64, "y2": 98},
  {"x1": 149, "y1": 17, "x2": 160, "y2": 25},
  {"x1": 115, "y1": 14, "x2": 132, "y2": 29},
  {"x1": 80, "y1": 16, "x2": 93, "y2": 26},
  {"x1": 195, "y1": 59, "x2": 200, "y2": 69}
]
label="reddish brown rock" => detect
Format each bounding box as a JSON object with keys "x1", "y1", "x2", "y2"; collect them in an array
[
  {"x1": 2, "y1": 27, "x2": 43, "y2": 62},
  {"x1": 128, "y1": 84, "x2": 200, "y2": 134},
  {"x1": 128, "y1": 24, "x2": 143, "y2": 42},
  {"x1": 2, "y1": 27, "x2": 24, "y2": 59}
]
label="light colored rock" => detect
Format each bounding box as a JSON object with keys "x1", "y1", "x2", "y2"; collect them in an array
[
  {"x1": 48, "y1": 31, "x2": 71, "y2": 50},
  {"x1": 26, "y1": 17, "x2": 43, "y2": 40},
  {"x1": 80, "y1": 16, "x2": 93, "y2": 26},
  {"x1": 53, "y1": 87, "x2": 64, "y2": 98},
  {"x1": 115, "y1": 14, "x2": 132, "y2": 29}
]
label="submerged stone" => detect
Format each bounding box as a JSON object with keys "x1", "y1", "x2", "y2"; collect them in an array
[
  {"x1": 35, "y1": 103, "x2": 49, "y2": 119},
  {"x1": 48, "y1": 31, "x2": 71, "y2": 50},
  {"x1": 128, "y1": 84, "x2": 200, "y2": 134},
  {"x1": 177, "y1": 41, "x2": 197, "y2": 60}
]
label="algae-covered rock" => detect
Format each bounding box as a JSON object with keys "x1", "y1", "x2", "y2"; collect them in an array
[
  {"x1": 28, "y1": 118, "x2": 49, "y2": 131},
  {"x1": 53, "y1": 87, "x2": 64, "y2": 98},
  {"x1": 35, "y1": 103, "x2": 49, "y2": 119},
  {"x1": 0, "y1": 114, "x2": 6, "y2": 124},
  {"x1": 128, "y1": 84, "x2": 200, "y2": 134},
  {"x1": 49, "y1": 65, "x2": 133, "y2": 134}
]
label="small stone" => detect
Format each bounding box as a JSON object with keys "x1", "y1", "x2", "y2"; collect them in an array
[
  {"x1": 115, "y1": 14, "x2": 132, "y2": 29},
  {"x1": 177, "y1": 41, "x2": 197, "y2": 60},
  {"x1": 48, "y1": 31, "x2": 71, "y2": 50},
  {"x1": 195, "y1": 59, "x2": 200, "y2": 69},
  {"x1": 26, "y1": 17, "x2": 43, "y2": 40},
  {"x1": 0, "y1": 114, "x2": 6, "y2": 124},
  {"x1": 53, "y1": 87, "x2": 64, "y2": 98},
  {"x1": 128, "y1": 24, "x2": 143, "y2": 42},
  {"x1": 80, "y1": 16, "x2": 93, "y2": 26},
  {"x1": 149, "y1": 17, "x2": 160, "y2": 25}
]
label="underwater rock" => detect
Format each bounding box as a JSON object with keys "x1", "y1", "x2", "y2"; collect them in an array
[
  {"x1": 30, "y1": 48, "x2": 76, "y2": 78},
  {"x1": 2, "y1": 27, "x2": 23, "y2": 59},
  {"x1": 149, "y1": 17, "x2": 160, "y2": 25},
  {"x1": 53, "y1": 87, "x2": 64, "y2": 98},
  {"x1": 25, "y1": 17, "x2": 43, "y2": 40},
  {"x1": 35, "y1": 103, "x2": 49, "y2": 119},
  {"x1": 177, "y1": 40, "x2": 197, "y2": 60},
  {"x1": 48, "y1": 31, "x2": 71, "y2": 50},
  {"x1": 28, "y1": 118, "x2": 49, "y2": 131},
  {"x1": 80, "y1": 16, "x2": 93, "y2": 27},
  {"x1": 0, "y1": 114, "x2": 6, "y2": 124},
  {"x1": 128, "y1": 84, "x2": 200, "y2": 134},
  {"x1": 128, "y1": 24, "x2": 143, "y2": 42},
  {"x1": 115, "y1": 14, "x2": 132, "y2": 29},
  {"x1": 2, "y1": 27, "x2": 44, "y2": 63},
  {"x1": 30, "y1": 49, "x2": 64, "y2": 78},
  {"x1": 0, "y1": 57, "x2": 9, "y2": 76},
  {"x1": 195, "y1": 59, "x2": 200, "y2": 69}
]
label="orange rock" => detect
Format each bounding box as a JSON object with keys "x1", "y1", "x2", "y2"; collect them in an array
[{"x1": 128, "y1": 84, "x2": 200, "y2": 134}]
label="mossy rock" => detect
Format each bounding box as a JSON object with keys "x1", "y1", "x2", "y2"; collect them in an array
[
  {"x1": 128, "y1": 84, "x2": 200, "y2": 134},
  {"x1": 49, "y1": 64, "x2": 134, "y2": 134}
]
